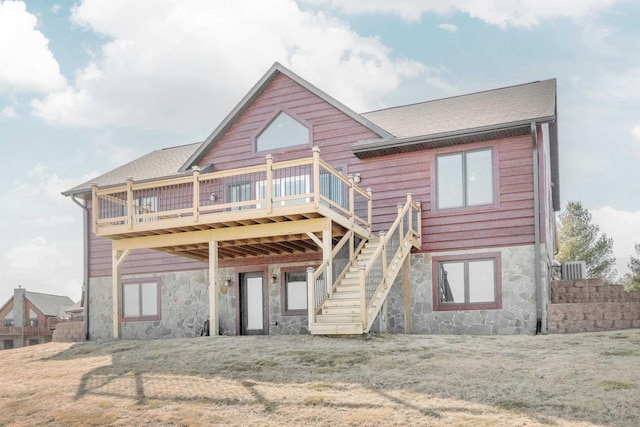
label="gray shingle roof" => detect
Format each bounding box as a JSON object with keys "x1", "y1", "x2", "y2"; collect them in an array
[
  {"x1": 26, "y1": 292, "x2": 75, "y2": 317},
  {"x1": 361, "y1": 79, "x2": 556, "y2": 139},
  {"x1": 63, "y1": 142, "x2": 202, "y2": 196}
]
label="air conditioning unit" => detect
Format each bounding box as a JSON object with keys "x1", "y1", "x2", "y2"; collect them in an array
[{"x1": 561, "y1": 261, "x2": 587, "y2": 280}]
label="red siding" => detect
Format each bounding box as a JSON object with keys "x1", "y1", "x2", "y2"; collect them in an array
[{"x1": 89, "y1": 73, "x2": 539, "y2": 277}]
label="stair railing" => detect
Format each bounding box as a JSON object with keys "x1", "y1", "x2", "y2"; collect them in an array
[
  {"x1": 359, "y1": 193, "x2": 421, "y2": 330},
  {"x1": 306, "y1": 229, "x2": 367, "y2": 326}
]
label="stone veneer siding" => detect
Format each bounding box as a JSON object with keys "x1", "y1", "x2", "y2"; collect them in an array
[
  {"x1": 379, "y1": 244, "x2": 540, "y2": 335},
  {"x1": 87, "y1": 263, "x2": 314, "y2": 339},
  {"x1": 87, "y1": 247, "x2": 542, "y2": 338}
]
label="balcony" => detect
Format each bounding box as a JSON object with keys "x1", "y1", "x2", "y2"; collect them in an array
[{"x1": 92, "y1": 148, "x2": 373, "y2": 261}]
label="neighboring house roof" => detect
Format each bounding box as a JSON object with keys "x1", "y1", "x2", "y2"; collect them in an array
[
  {"x1": 179, "y1": 62, "x2": 394, "y2": 171},
  {"x1": 62, "y1": 142, "x2": 202, "y2": 196},
  {"x1": 25, "y1": 292, "x2": 75, "y2": 317}
]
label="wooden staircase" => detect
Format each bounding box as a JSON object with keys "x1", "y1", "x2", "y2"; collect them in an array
[
  {"x1": 311, "y1": 239, "x2": 380, "y2": 335},
  {"x1": 309, "y1": 195, "x2": 421, "y2": 335}
]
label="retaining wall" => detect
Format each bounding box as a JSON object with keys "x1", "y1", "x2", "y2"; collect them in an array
[
  {"x1": 548, "y1": 280, "x2": 640, "y2": 333},
  {"x1": 52, "y1": 320, "x2": 85, "y2": 342}
]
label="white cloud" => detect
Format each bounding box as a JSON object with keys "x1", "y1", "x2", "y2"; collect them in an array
[
  {"x1": 0, "y1": 105, "x2": 18, "y2": 119},
  {"x1": 306, "y1": 0, "x2": 617, "y2": 28},
  {"x1": 0, "y1": 1, "x2": 67, "y2": 93},
  {"x1": 438, "y1": 23, "x2": 458, "y2": 32},
  {"x1": 30, "y1": 0, "x2": 426, "y2": 131},
  {"x1": 590, "y1": 207, "x2": 640, "y2": 278},
  {"x1": 1, "y1": 237, "x2": 81, "y2": 300},
  {"x1": 50, "y1": 4, "x2": 61, "y2": 14}
]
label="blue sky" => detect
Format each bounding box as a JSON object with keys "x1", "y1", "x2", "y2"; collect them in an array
[{"x1": 1, "y1": 0, "x2": 639, "y2": 304}]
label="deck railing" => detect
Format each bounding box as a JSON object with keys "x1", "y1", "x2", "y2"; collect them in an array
[{"x1": 92, "y1": 147, "x2": 372, "y2": 235}]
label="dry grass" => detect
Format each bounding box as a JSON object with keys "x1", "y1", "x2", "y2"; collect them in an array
[{"x1": 1, "y1": 330, "x2": 639, "y2": 426}]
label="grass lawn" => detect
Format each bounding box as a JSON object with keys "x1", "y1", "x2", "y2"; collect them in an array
[{"x1": 1, "y1": 330, "x2": 639, "y2": 426}]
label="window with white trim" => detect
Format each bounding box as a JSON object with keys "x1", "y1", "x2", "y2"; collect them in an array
[
  {"x1": 256, "y1": 112, "x2": 309, "y2": 152},
  {"x1": 437, "y1": 148, "x2": 493, "y2": 209},
  {"x1": 123, "y1": 280, "x2": 160, "y2": 320},
  {"x1": 433, "y1": 253, "x2": 501, "y2": 311}
]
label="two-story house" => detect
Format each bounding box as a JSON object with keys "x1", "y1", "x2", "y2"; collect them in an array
[
  {"x1": 63, "y1": 63, "x2": 559, "y2": 338},
  {"x1": 0, "y1": 287, "x2": 75, "y2": 349}
]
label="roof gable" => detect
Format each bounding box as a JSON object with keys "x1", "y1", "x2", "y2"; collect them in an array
[
  {"x1": 26, "y1": 292, "x2": 75, "y2": 317},
  {"x1": 180, "y1": 62, "x2": 393, "y2": 171}
]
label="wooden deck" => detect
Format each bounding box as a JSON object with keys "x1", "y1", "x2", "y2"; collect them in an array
[{"x1": 92, "y1": 148, "x2": 372, "y2": 261}]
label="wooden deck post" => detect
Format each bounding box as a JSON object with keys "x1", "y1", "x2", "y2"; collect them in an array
[
  {"x1": 403, "y1": 255, "x2": 412, "y2": 334},
  {"x1": 366, "y1": 188, "x2": 373, "y2": 233},
  {"x1": 126, "y1": 178, "x2": 134, "y2": 229},
  {"x1": 359, "y1": 263, "x2": 367, "y2": 329},
  {"x1": 112, "y1": 248, "x2": 130, "y2": 338},
  {"x1": 265, "y1": 154, "x2": 274, "y2": 214},
  {"x1": 209, "y1": 240, "x2": 219, "y2": 336},
  {"x1": 397, "y1": 203, "x2": 404, "y2": 239},
  {"x1": 307, "y1": 266, "x2": 315, "y2": 327},
  {"x1": 348, "y1": 176, "x2": 355, "y2": 225},
  {"x1": 379, "y1": 231, "x2": 387, "y2": 288},
  {"x1": 323, "y1": 221, "x2": 332, "y2": 297},
  {"x1": 312, "y1": 147, "x2": 320, "y2": 208},
  {"x1": 192, "y1": 166, "x2": 200, "y2": 223},
  {"x1": 91, "y1": 184, "x2": 98, "y2": 234}
]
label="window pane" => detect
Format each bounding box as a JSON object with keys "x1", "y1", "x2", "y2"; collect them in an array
[
  {"x1": 466, "y1": 150, "x2": 493, "y2": 205},
  {"x1": 257, "y1": 112, "x2": 308, "y2": 152},
  {"x1": 440, "y1": 262, "x2": 464, "y2": 303},
  {"x1": 468, "y1": 260, "x2": 495, "y2": 303},
  {"x1": 123, "y1": 284, "x2": 139, "y2": 317},
  {"x1": 246, "y1": 277, "x2": 263, "y2": 330},
  {"x1": 437, "y1": 154, "x2": 463, "y2": 209},
  {"x1": 141, "y1": 282, "x2": 158, "y2": 316},
  {"x1": 286, "y1": 272, "x2": 307, "y2": 311}
]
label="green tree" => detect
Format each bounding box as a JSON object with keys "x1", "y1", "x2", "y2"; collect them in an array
[
  {"x1": 556, "y1": 201, "x2": 616, "y2": 283},
  {"x1": 622, "y1": 242, "x2": 640, "y2": 291}
]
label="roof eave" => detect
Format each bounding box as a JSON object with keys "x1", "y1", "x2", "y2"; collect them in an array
[
  {"x1": 179, "y1": 62, "x2": 394, "y2": 171},
  {"x1": 352, "y1": 116, "x2": 556, "y2": 158}
]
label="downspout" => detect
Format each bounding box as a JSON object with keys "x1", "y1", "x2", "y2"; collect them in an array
[
  {"x1": 71, "y1": 195, "x2": 90, "y2": 341},
  {"x1": 531, "y1": 122, "x2": 543, "y2": 334}
]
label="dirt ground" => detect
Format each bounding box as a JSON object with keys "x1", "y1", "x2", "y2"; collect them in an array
[{"x1": 1, "y1": 330, "x2": 639, "y2": 426}]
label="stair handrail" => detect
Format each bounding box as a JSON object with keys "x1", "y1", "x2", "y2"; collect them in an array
[{"x1": 359, "y1": 193, "x2": 421, "y2": 330}]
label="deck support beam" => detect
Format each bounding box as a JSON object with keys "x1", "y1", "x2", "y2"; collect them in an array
[
  {"x1": 209, "y1": 241, "x2": 219, "y2": 336},
  {"x1": 112, "y1": 248, "x2": 130, "y2": 338}
]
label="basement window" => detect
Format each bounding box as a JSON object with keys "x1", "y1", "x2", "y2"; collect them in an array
[
  {"x1": 123, "y1": 278, "x2": 161, "y2": 321},
  {"x1": 281, "y1": 269, "x2": 308, "y2": 316},
  {"x1": 433, "y1": 253, "x2": 502, "y2": 311}
]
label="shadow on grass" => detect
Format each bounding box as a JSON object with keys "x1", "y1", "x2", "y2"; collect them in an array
[{"x1": 43, "y1": 332, "x2": 640, "y2": 426}]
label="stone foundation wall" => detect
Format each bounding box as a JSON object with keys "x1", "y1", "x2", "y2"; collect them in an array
[
  {"x1": 87, "y1": 262, "x2": 314, "y2": 340},
  {"x1": 86, "y1": 245, "x2": 544, "y2": 338},
  {"x1": 52, "y1": 320, "x2": 85, "y2": 342},
  {"x1": 379, "y1": 244, "x2": 540, "y2": 335},
  {"x1": 548, "y1": 280, "x2": 640, "y2": 333}
]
